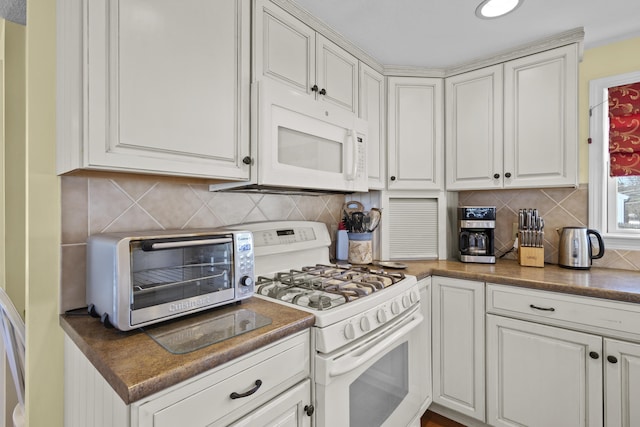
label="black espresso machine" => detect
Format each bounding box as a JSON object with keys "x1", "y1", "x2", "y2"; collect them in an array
[{"x1": 458, "y1": 206, "x2": 496, "y2": 264}]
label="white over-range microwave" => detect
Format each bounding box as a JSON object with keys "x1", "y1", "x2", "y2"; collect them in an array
[{"x1": 212, "y1": 79, "x2": 368, "y2": 194}]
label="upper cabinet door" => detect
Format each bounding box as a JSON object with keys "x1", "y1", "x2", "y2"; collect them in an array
[
  {"x1": 359, "y1": 63, "x2": 386, "y2": 189},
  {"x1": 387, "y1": 77, "x2": 444, "y2": 191},
  {"x1": 315, "y1": 35, "x2": 359, "y2": 114},
  {"x1": 254, "y1": 0, "x2": 357, "y2": 114},
  {"x1": 445, "y1": 65, "x2": 503, "y2": 190},
  {"x1": 503, "y1": 44, "x2": 578, "y2": 188},
  {"x1": 254, "y1": 0, "x2": 315, "y2": 95},
  {"x1": 57, "y1": 0, "x2": 252, "y2": 179}
]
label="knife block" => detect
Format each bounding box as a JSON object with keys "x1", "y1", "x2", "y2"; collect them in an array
[{"x1": 518, "y1": 246, "x2": 544, "y2": 267}]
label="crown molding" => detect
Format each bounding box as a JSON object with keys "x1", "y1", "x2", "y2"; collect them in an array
[
  {"x1": 444, "y1": 27, "x2": 585, "y2": 77},
  {"x1": 382, "y1": 65, "x2": 446, "y2": 78}
]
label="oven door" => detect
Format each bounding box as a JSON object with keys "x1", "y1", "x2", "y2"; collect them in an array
[
  {"x1": 315, "y1": 305, "x2": 429, "y2": 427},
  {"x1": 128, "y1": 235, "x2": 237, "y2": 327}
]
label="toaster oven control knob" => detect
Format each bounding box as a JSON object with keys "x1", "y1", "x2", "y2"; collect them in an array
[
  {"x1": 377, "y1": 309, "x2": 387, "y2": 323},
  {"x1": 391, "y1": 301, "x2": 400, "y2": 315},
  {"x1": 240, "y1": 276, "x2": 253, "y2": 287},
  {"x1": 360, "y1": 316, "x2": 371, "y2": 332},
  {"x1": 344, "y1": 323, "x2": 356, "y2": 340}
]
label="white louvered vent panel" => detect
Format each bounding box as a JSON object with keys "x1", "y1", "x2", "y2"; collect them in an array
[{"x1": 388, "y1": 198, "x2": 438, "y2": 259}]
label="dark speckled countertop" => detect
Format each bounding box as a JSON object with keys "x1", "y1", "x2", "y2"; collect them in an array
[
  {"x1": 61, "y1": 259, "x2": 640, "y2": 405},
  {"x1": 60, "y1": 297, "x2": 315, "y2": 404},
  {"x1": 396, "y1": 259, "x2": 640, "y2": 304}
]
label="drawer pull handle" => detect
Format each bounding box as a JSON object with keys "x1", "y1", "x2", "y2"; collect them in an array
[
  {"x1": 529, "y1": 304, "x2": 555, "y2": 312},
  {"x1": 607, "y1": 355, "x2": 618, "y2": 364},
  {"x1": 230, "y1": 380, "x2": 262, "y2": 399},
  {"x1": 589, "y1": 351, "x2": 600, "y2": 360}
]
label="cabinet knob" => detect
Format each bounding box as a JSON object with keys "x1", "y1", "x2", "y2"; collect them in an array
[
  {"x1": 304, "y1": 404, "x2": 315, "y2": 416},
  {"x1": 390, "y1": 176, "x2": 396, "y2": 181},
  {"x1": 589, "y1": 351, "x2": 600, "y2": 360},
  {"x1": 242, "y1": 156, "x2": 252, "y2": 165},
  {"x1": 319, "y1": 88, "x2": 327, "y2": 95},
  {"x1": 505, "y1": 172, "x2": 512, "y2": 178},
  {"x1": 493, "y1": 173, "x2": 500, "y2": 179},
  {"x1": 607, "y1": 355, "x2": 618, "y2": 364},
  {"x1": 311, "y1": 84, "x2": 319, "y2": 92}
]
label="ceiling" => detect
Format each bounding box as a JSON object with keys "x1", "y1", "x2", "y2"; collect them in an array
[{"x1": 291, "y1": 0, "x2": 640, "y2": 69}]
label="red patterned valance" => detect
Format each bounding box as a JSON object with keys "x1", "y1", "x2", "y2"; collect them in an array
[{"x1": 609, "y1": 82, "x2": 640, "y2": 176}]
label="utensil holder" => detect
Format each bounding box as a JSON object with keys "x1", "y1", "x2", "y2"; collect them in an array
[
  {"x1": 518, "y1": 246, "x2": 544, "y2": 267},
  {"x1": 348, "y1": 232, "x2": 373, "y2": 264}
]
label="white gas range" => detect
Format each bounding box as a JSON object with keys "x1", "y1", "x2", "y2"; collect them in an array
[{"x1": 230, "y1": 220, "x2": 430, "y2": 427}]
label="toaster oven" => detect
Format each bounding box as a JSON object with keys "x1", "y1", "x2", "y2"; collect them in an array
[{"x1": 86, "y1": 229, "x2": 254, "y2": 331}]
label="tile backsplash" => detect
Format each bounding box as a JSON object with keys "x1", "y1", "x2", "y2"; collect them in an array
[
  {"x1": 459, "y1": 185, "x2": 640, "y2": 271},
  {"x1": 61, "y1": 178, "x2": 640, "y2": 312},
  {"x1": 60, "y1": 174, "x2": 346, "y2": 312}
]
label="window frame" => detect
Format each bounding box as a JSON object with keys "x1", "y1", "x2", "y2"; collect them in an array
[{"x1": 589, "y1": 71, "x2": 640, "y2": 250}]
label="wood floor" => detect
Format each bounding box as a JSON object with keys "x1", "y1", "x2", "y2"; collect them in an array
[{"x1": 421, "y1": 410, "x2": 466, "y2": 427}]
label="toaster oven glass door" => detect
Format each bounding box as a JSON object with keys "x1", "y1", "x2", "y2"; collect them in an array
[{"x1": 130, "y1": 237, "x2": 236, "y2": 315}]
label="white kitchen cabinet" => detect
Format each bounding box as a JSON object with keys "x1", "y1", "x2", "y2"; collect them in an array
[
  {"x1": 228, "y1": 379, "x2": 311, "y2": 427},
  {"x1": 64, "y1": 331, "x2": 312, "y2": 427},
  {"x1": 254, "y1": 0, "x2": 358, "y2": 114},
  {"x1": 445, "y1": 44, "x2": 578, "y2": 190},
  {"x1": 445, "y1": 65, "x2": 503, "y2": 190},
  {"x1": 486, "y1": 314, "x2": 603, "y2": 427},
  {"x1": 431, "y1": 276, "x2": 485, "y2": 421},
  {"x1": 57, "y1": 0, "x2": 251, "y2": 180},
  {"x1": 359, "y1": 63, "x2": 386, "y2": 189},
  {"x1": 604, "y1": 338, "x2": 640, "y2": 427},
  {"x1": 486, "y1": 283, "x2": 640, "y2": 427},
  {"x1": 387, "y1": 77, "x2": 444, "y2": 190}
]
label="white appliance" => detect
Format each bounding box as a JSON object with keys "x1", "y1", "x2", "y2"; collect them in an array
[
  {"x1": 212, "y1": 80, "x2": 368, "y2": 194},
  {"x1": 228, "y1": 221, "x2": 430, "y2": 427}
]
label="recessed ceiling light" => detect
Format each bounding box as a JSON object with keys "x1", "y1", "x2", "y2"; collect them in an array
[{"x1": 476, "y1": 0, "x2": 523, "y2": 19}]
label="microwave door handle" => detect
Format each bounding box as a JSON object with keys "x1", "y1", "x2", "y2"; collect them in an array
[
  {"x1": 345, "y1": 129, "x2": 358, "y2": 181},
  {"x1": 142, "y1": 237, "x2": 233, "y2": 251}
]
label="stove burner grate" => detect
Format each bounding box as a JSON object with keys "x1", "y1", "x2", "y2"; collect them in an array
[{"x1": 255, "y1": 264, "x2": 406, "y2": 310}]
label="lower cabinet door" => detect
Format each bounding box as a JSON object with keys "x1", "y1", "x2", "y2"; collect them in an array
[
  {"x1": 229, "y1": 380, "x2": 311, "y2": 427},
  {"x1": 486, "y1": 315, "x2": 603, "y2": 427},
  {"x1": 432, "y1": 276, "x2": 485, "y2": 421},
  {"x1": 604, "y1": 338, "x2": 640, "y2": 427}
]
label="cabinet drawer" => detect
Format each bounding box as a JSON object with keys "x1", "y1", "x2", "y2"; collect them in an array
[
  {"x1": 134, "y1": 331, "x2": 310, "y2": 427},
  {"x1": 486, "y1": 283, "x2": 640, "y2": 341}
]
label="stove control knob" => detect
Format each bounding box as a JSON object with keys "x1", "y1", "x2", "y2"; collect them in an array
[
  {"x1": 409, "y1": 290, "x2": 418, "y2": 304},
  {"x1": 377, "y1": 309, "x2": 387, "y2": 323},
  {"x1": 391, "y1": 301, "x2": 400, "y2": 315},
  {"x1": 240, "y1": 276, "x2": 253, "y2": 287},
  {"x1": 402, "y1": 295, "x2": 410, "y2": 308},
  {"x1": 360, "y1": 316, "x2": 371, "y2": 332},
  {"x1": 344, "y1": 323, "x2": 356, "y2": 340}
]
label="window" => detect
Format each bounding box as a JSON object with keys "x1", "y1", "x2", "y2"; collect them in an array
[{"x1": 589, "y1": 71, "x2": 640, "y2": 250}]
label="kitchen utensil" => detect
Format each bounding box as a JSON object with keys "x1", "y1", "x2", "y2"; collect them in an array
[
  {"x1": 343, "y1": 201, "x2": 364, "y2": 216},
  {"x1": 557, "y1": 227, "x2": 605, "y2": 269},
  {"x1": 366, "y1": 208, "x2": 382, "y2": 232}
]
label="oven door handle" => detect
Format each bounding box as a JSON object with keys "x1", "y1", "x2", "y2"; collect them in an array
[
  {"x1": 142, "y1": 237, "x2": 233, "y2": 251},
  {"x1": 328, "y1": 312, "x2": 424, "y2": 378}
]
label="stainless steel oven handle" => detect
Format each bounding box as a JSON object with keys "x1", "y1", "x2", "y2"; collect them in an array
[
  {"x1": 328, "y1": 311, "x2": 424, "y2": 378},
  {"x1": 146, "y1": 237, "x2": 233, "y2": 250}
]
